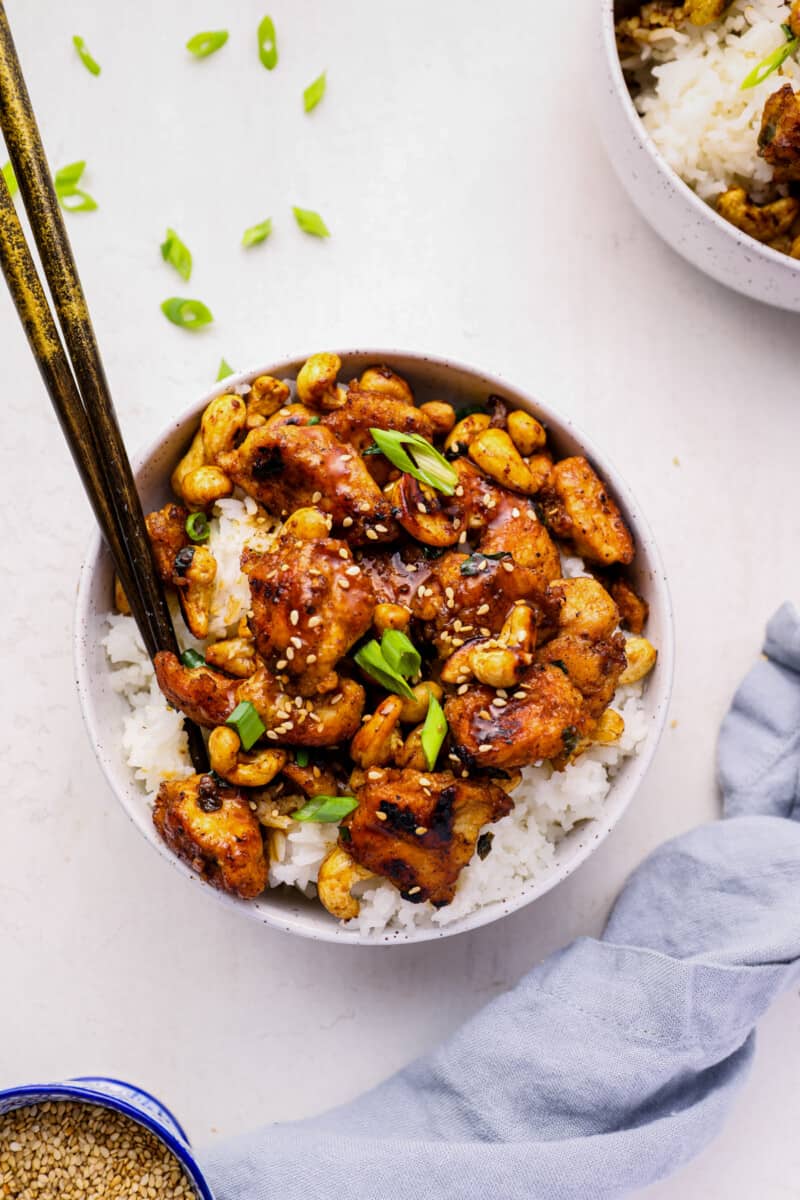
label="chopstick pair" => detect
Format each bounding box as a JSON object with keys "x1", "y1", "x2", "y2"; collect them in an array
[{"x1": 0, "y1": 3, "x2": 208, "y2": 772}]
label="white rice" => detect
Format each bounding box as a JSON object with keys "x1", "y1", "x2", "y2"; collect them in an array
[
  {"x1": 626, "y1": 0, "x2": 795, "y2": 200},
  {"x1": 101, "y1": 498, "x2": 649, "y2": 934}
]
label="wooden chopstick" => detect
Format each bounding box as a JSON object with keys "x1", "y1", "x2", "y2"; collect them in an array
[{"x1": 0, "y1": 3, "x2": 208, "y2": 772}]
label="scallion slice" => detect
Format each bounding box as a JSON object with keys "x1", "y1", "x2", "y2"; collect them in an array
[
  {"x1": 295, "y1": 749, "x2": 311, "y2": 767},
  {"x1": 742, "y1": 25, "x2": 799, "y2": 89},
  {"x1": 161, "y1": 297, "x2": 214, "y2": 331},
  {"x1": 293, "y1": 206, "x2": 330, "y2": 237},
  {"x1": 180, "y1": 648, "x2": 206, "y2": 670},
  {"x1": 421, "y1": 691, "x2": 448, "y2": 770},
  {"x1": 293, "y1": 795, "x2": 357, "y2": 823},
  {"x1": 303, "y1": 71, "x2": 326, "y2": 113},
  {"x1": 354, "y1": 640, "x2": 415, "y2": 699},
  {"x1": 185, "y1": 511, "x2": 210, "y2": 543},
  {"x1": 54, "y1": 160, "x2": 86, "y2": 191},
  {"x1": 72, "y1": 35, "x2": 101, "y2": 76},
  {"x1": 54, "y1": 161, "x2": 97, "y2": 212},
  {"x1": 460, "y1": 550, "x2": 511, "y2": 576},
  {"x1": 161, "y1": 228, "x2": 192, "y2": 282},
  {"x1": 226, "y1": 701, "x2": 266, "y2": 751},
  {"x1": 242, "y1": 217, "x2": 273, "y2": 248},
  {"x1": 186, "y1": 30, "x2": 229, "y2": 58},
  {"x1": 2, "y1": 161, "x2": 17, "y2": 198},
  {"x1": 217, "y1": 358, "x2": 234, "y2": 381},
  {"x1": 257, "y1": 15, "x2": 278, "y2": 69},
  {"x1": 380, "y1": 629, "x2": 421, "y2": 679},
  {"x1": 368, "y1": 428, "x2": 457, "y2": 496}
]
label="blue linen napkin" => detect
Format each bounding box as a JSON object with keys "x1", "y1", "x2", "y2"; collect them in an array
[{"x1": 202, "y1": 604, "x2": 800, "y2": 1200}]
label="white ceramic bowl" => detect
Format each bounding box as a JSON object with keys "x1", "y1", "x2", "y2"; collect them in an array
[
  {"x1": 594, "y1": 0, "x2": 800, "y2": 311},
  {"x1": 75, "y1": 350, "x2": 674, "y2": 945}
]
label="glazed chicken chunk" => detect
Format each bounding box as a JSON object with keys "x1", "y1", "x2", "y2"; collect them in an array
[
  {"x1": 343, "y1": 769, "x2": 512, "y2": 906},
  {"x1": 218, "y1": 423, "x2": 397, "y2": 544},
  {"x1": 539, "y1": 456, "x2": 634, "y2": 566},
  {"x1": 154, "y1": 774, "x2": 268, "y2": 899},
  {"x1": 145, "y1": 503, "x2": 216, "y2": 639},
  {"x1": 716, "y1": 187, "x2": 800, "y2": 243},
  {"x1": 758, "y1": 84, "x2": 800, "y2": 183},
  {"x1": 155, "y1": 652, "x2": 238, "y2": 728},
  {"x1": 321, "y1": 386, "x2": 434, "y2": 452}
]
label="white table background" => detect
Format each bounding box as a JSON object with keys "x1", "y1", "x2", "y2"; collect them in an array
[{"x1": 2, "y1": 1, "x2": 799, "y2": 1195}]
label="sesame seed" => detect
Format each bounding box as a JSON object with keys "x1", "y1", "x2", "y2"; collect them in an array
[
  {"x1": 338, "y1": 548, "x2": 349, "y2": 559},
  {"x1": 479, "y1": 709, "x2": 492, "y2": 720},
  {"x1": 478, "y1": 744, "x2": 493, "y2": 753},
  {"x1": 458, "y1": 530, "x2": 468, "y2": 543},
  {"x1": 308, "y1": 615, "x2": 322, "y2": 627},
  {"x1": 306, "y1": 653, "x2": 317, "y2": 663},
  {"x1": 477, "y1": 603, "x2": 490, "y2": 615},
  {"x1": 502, "y1": 560, "x2": 514, "y2": 573},
  {"x1": 346, "y1": 565, "x2": 360, "y2": 577},
  {"x1": 266, "y1": 730, "x2": 279, "y2": 740},
  {"x1": 415, "y1": 826, "x2": 428, "y2": 836},
  {"x1": 331, "y1": 693, "x2": 343, "y2": 705},
  {"x1": 368, "y1": 769, "x2": 383, "y2": 780},
  {"x1": 286, "y1": 646, "x2": 295, "y2": 660},
  {"x1": 457, "y1": 684, "x2": 469, "y2": 695},
  {"x1": 455, "y1": 486, "x2": 464, "y2": 497},
  {"x1": 290, "y1": 609, "x2": 299, "y2": 625},
  {"x1": 407, "y1": 885, "x2": 422, "y2": 895},
  {"x1": 342, "y1": 516, "x2": 354, "y2": 527},
  {"x1": 513, "y1": 690, "x2": 527, "y2": 699},
  {"x1": 375, "y1": 524, "x2": 389, "y2": 533},
  {"x1": 295, "y1": 696, "x2": 304, "y2": 708},
  {"x1": 312, "y1": 491, "x2": 323, "y2": 503},
  {"x1": 366, "y1": 529, "x2": 379, "y2": 540},
  {"x1": 276, "y1": 659, "x2": 288, "y2": 670},
  {"x1": 338, "y1": 577, "x2": 351, "y2": 590},
  {"x1": 480, "y1": 627, "x2": 492, "y2": 636},
  {"x1": 511, "y1": 507, "x2": 520, "y2": 518},
  {"x1": 376, "y1": 811, "x2": 388, "y2": 821},
  {"x1": 416, "y1": 502, "x2": 427, "y2": 514},
  {"x1": 493, "y1": 697, "x2": 508, "y2": 708}
]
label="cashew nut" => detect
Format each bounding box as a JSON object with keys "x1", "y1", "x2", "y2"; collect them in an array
[
  {"x1": 350, "y1": 696, "x2": 404, "y2": 768},
  {"x1": 114, "y1": 575, "x2": 131, "y2": 615},
  {"x1": 205, "y1": 636, "x2": 258, "y2": 678},
  {"x1": 389, "y1": 474, "x2": 464, "y2": 547},
  {"x1": 555, "y1": 577, "x2": 620, "y2": 640},
  {"x1": 208, "y1": 725, "x2": 287, "y2": 787},
  {"x1": 469, "y1": 428, "x2": 537, "y2": 494},
  {"x1": 281, "y1": 506, "x2": 332, "y2": 541},
  {"x1": 593, "y1": 708, "x2": 625, "y2": 744},
  {"x1": 444, "y1": 412, "x2": 491, "y2": 453},
  {"x1": 398, "y1": 681, "x2": 443, "y2": 724},
  {"x1": 359, "y1": 365, "x2": 414, "y2": 405},
  {"x1": 619, "y1": 637, "x2": 657, "y2": 685},
  {"x1": 179, "y1": 545, "x2": 217, "y2": 639},
  {"x1": 507, "y1": 410, "x2": 546, "y2": 457},
  {"x1": 418, "y1": 401, "x2": 456, "y2": 436},
  {"x1": 296, "y1": 352, "x2": 345, "y2": 410},
  {"x1": 247, "y1": 375, "x2": 291, "y2": 427},
  {"x1": 373, "y1": 602, "x2": 412, "y2": 637},
  {"x1": 317, "y1": 846, "x2": 373, "y2": 921},
  {"x1": 395, "y1": 726, "x2": 428, "y2": 770},
  {"x1": 201, "y1": 394, "x2": 248, "y2": 462}
]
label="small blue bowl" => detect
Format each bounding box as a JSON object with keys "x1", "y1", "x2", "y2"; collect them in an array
[{"x1": 0, "y1": 1076, "x2": 214, "y2": 1197}]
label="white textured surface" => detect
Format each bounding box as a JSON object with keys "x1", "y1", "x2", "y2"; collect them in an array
[{"x1": 0, "y1": 1, "x2": 798, "y2": 1195}]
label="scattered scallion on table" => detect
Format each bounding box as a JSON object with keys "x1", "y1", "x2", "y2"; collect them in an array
[
  {"x1": 226, "y1": 701, "x2": 266, "y2": 751},
  {"x1": 303, "y1": 71, "x2": 326, "y2": 113},
  {"x1": 217, "y1": 358, "x2": 234, "y2": 380},
  {"x1": 180, "y1": 648, "x2": 206, "y2": 670},
  {"x1": 161, "y1": 297, "x2": 214, "y2": 330},
  {"x1": 293, "y1": 206, "x2": 330, "y2": 237},
  {"x1": 420, "y1": 691, "x2": 448, "y2": 770},
  {"x1": 257, "y1": 15, "x2": 278, "y2": 69},
  {"x1": 293, "y1": 795, "x2": 358, "y2": 823},
  {"x1": 242, "y1": 217, "x2": 273, "y2": 248},
  {"x1": 2, "y1": 160, "x2": 17, "y2": 198},
  {"x1": 368, "y1": 428, "x2": 458, "y2": 496},
  {"x1": 185, "y1": 511, "x2": 210, "y2": 543},
  {"x1": 160, "y1": 228, "x2": 192, "y2": 282},
  {"x1": 186, "y1": 30, "x2": 229, "y2": 59},
  {"x1": 72, "y1": 35, "x2": 101, "y2": 76},
  {"x1": 741, "y1": 24, "x2": 799, "y2": 89},
  {"x1": 54, "y1": 161, "x2": 97, "y2": 212}
]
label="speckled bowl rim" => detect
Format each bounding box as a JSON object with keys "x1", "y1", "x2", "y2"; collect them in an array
[
  {"x1": 600, "y1": 0, "x2": 800, "y2": 272},
  {"x1": 74, "y1": 349, "x2": 675, "y2": 946}
]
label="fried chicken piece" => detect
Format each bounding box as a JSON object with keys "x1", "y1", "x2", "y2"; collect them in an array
[
  {"x1": 411, "y1": 550, "x2": 560, "y2": 657},
  {"x1": 145, "y1": 504, "x2": 216, "y2": 639},
  {"x1": 146, "y1": 503, "x2": 189, "y2": 581},
  {"x1": 445, "y1": 663, "x2": 591, "y2": 769},
  {"x1": 684, "y1": 0, "x2": 729, "y2": 24},
  {"x1": 609, "y1": 577, "x2": 649, "y2": 634},
  {"x1": 343, "y1": 768, "x2": 512, "y2": 906},
  {"x1": 356, "y1": 545, "x2": 436, "y2": 610},
  {"x1": 536, "y1": 633, "x2": 627, "y2": 719},
  {"x1": 154, "y1": 652, "x2": 238, "y2": 728},
  {"x1": 242, "y1": 534, "x2": 376, "y2": 695},
  {"x1": 154, "y1": 773, "x2": 268, "y2": 899},
  {"x1": 321, "y1": 387, "x2": 434, "y2": 452},
  {"x1": 217, "y1": 424, "x2": 397, "y2": 544},
  {"x1": 236, "y1": 670, "x2": 366, "y2": 747},
  {"x1": 717, "y1": 186, "x2": 800, "y2": 242},
  {"x1": 478, "y1": 495, "x2": 562, "y2": 584},
  {"x1": 539, "y1": 457, "x2": 634, "y2": 566},
  {"x1": 759, "y1": 85, "x2": 800, "y2": 183}
]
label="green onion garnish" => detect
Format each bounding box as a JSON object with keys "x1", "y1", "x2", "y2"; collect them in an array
[
  {"x1": 72, "y1": 35, "x2": 101, "y2": 76},
  {"x1": 368, "y1": 428, "x2": 458, "y2": 496},
  {"x1": 354, "y1": 640, "x2": 415, "y2": 699},
  {"x1": 420, "y1": 691, "x2": 448, "y2": 771},
  {"x1": 307, "y1": 415, "x2": 321, "y2": 425},
  {"x1": 242, "y1": 217, "x2": 273, "y2": 248},
  {"x1": 293, "y1": 206, "x2": 330, "y2": 237},
  {"x1": 180, "y1": 648, "x2": 206, "y2": 670},
  {"x1": 186, "y1": 30, "x2": 229, "y2": 58},
  {"x1": 303, "y1": 71, "x2": 326, "y2": 113},
  {"x1": 54, "y1": 161, "x2": 97, "y2": 212},
  {"x1": 161, "y1": 297, "x2": 214, "y2": 331},
  {"x1": 460, "y1": 550, "x2": 511, "y2": 576},
  {"x1": 742, "y1": 25, "x2": 799, "y2": 89},
  {"x1": 257, "y1": 15, "x2": 278, "y2": 69},
  {"x1": 217, "y1": 358, "x2": 234, "y2": 381},
  {"x1": 293, "y1": 795, "x2": 358, "y2": 823},
  {"x1": 380, "y1": 629, "x2": 421, "y2": 679},
  {"x1": 185, "y1": 511, "x2": 210, "y2": 543},
  {"x1": 2, "y1": 161, "x2": 17, "y2": 198},
  {"x1": 160, "y1": 228, "x2": 192, "y2": 282},
  {"x1": 226, "y1": 700, "x2": 266, "y2": 751},
  {"x1": 295, "y1": 749, "x2": 311, "y2": 767}
]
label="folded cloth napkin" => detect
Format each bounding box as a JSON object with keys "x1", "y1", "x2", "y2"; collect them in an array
[{"x1": 202, "y1": 604, "x2": 800, "y2": 1200}]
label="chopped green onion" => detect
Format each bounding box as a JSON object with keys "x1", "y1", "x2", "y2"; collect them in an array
[
  {"x1": 368, "y1": 428, "x2": 458, "y2": 496},
  {"x1": 226, "y1": 700, "x2": 266, "y2": 751},
  {"x1": 742, "y1": 26, "x2": 799, "y2": 89},
  {"x1": 185, "y1": 511, "x2": 210, "y2": 543},
  {"x1": 380, "y1": 629, "x2": 421, "y2": 679},
  {"x1": 293, "y1": 206, "x2": 330, "y2": 237},
  {"x1": 180, "y1": 648, "x2": 206, "y2": 670},
  {"x1": 54, "y1": 161, "x2": 97, "y2": 211},
  {"x1": 354, "y1": 640, "x2": 415, "y2": 699},
  {"x1": 460, "y1": 550, "x2": 511, "y2": 576},
  {"x1": 295, "y1": 749, "x2": 311, "y2": 767},
  {"x1": 2, "y1": 161, "x2": 17, "y2": 198},
  {"x1": 293, "y1": 795, "x2": 358, "y2": 823},
  {"x1": 420, "y1": 691, "x2": 448, "y2": 771},
  {"x1": 217, "y1": 358, "x2": 234, "y2": 381},
  {"x1": 161, "y1": 297, "x2": 214, "y2": 331},
  {"x1": 72, "y1": 35, "x2": 101, "y2": 75},
  {"x1": 303, "y1": 71, "x2": 326, "y2": 113},
  {"x1": 242, "y1": 217, "x2": 272, "y2": 248},
  {"x1": 160, "y1": 228, "x2": 192, "y2": 282},
  {"x1": 307, "y1": 415, "x2": 321, "y2": 426},
  {"x1": 186, "y1": 30, "x2": 229, "y2": 58},
  {"x1": 257, "y1": 15, "x2": 278, "y2": 69},
  {"x1": 54, "y1": 160, "x2": 86, "y2": 191}
]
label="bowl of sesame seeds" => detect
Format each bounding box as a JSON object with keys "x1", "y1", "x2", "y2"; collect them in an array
[{"x1": 0, "y1": 1076, "x2": 213, "y2": 1198}]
